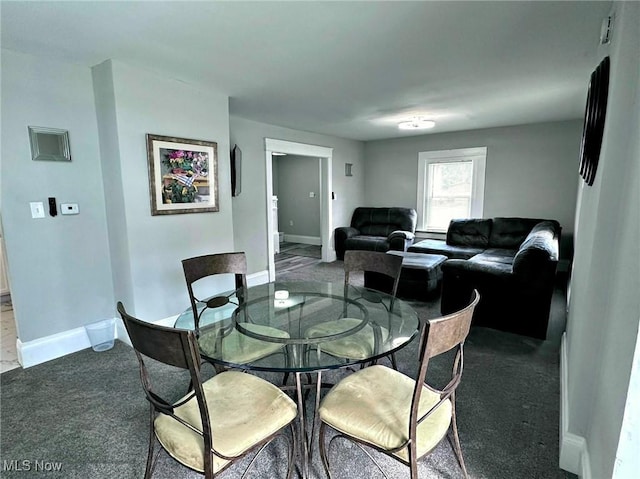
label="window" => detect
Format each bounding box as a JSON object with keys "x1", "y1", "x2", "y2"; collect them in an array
[{"x1": 417, "y1": 147, "x2": 487, "y2": 232}]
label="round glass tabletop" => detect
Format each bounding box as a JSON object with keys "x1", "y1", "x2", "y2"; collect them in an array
[{"x1": 174, "y1": 281, "x2": 419, "y2": 373}]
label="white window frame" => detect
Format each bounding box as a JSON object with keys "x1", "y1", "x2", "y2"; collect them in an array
[{"x1": 416, "y1": 147, "x2": 487, "y2": 233}]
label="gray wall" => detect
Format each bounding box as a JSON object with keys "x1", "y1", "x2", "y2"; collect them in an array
[
  {"x1": 230, "y1": 116, "x2": 365, "y2": 273},
  {"x1": 275, "y1": 154, "x2": 321, "y2": 238},
  {"x1": 1, "y1": 51, "x2": 235, "y2": 346},
  {"x1": 92, "y1": 60, "x2": 235, "y2": 321},
  {"x1": 565, "y1": 2, "x2": 640, "y2": 477},
  {"x1": 363, "y1": 120, "x2": 583, "y2": 260},
  {"x1": 1, "y1": 50, "x2": 114, "y2": 341}
]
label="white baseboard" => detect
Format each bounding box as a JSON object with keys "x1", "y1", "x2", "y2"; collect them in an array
[
  {"x1": 114, "y1": 317, "x2": 131, "y2": 347},
  {"x1": 115, "y1": 314, "x2": 178, "y2": 347},
  {"x1": 560, "y1": 332, "x2": 591, "y2": 478},
  {"x1": 247, "y1": 270, "x2": 270, "y2": 287},
  {"x1": 17, "y1": 271, "x2": 273, "y2": 369},
  {"x1": 283, "y1": 234, "x2": 321, "y2": 245},
  {"x1": 17, "y1": 323, "x2": 102, "y2": 368},
  {"x1": 19, "y1": 313, "x2": 180, "y2": 368}
]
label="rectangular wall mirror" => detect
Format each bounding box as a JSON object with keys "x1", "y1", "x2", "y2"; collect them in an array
[{"x1": 28, "y1": 126, "x2": 71, "y2": 162}]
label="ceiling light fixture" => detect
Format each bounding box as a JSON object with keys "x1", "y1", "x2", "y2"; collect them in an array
[
  {"x1": 398, "y1": 117, "x2": 436, "y2": 130},
  {"x1": 272, "y1": 152, "x2": 287, "y2": 156}
]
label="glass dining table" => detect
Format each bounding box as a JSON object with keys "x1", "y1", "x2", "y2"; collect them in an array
[{"x1": 174, "y1": 280, "x2": 420, "y2": 478}]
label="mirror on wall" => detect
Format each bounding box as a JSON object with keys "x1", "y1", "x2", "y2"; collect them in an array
[{"x1": 28, "y1": 126, "x2": 71, "y2": 162}]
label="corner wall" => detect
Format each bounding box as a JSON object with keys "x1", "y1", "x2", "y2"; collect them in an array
[
  {"x1": 93, "y1": 61, "x2": 235, "y2": 321},
  {"x1": 0, "y1": 49, "x2": 114, "y2": 342},
  {"x1": 563, "y1": 2, "x2": 640, "y2": 478},
  {"x1": 1, "y1": 51, "x2": 236, "y2": 365}
]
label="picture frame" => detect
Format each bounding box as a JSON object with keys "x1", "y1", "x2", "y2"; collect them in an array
[{"x1": 146, "y1": 134, "x2": 219, "y2": 215}]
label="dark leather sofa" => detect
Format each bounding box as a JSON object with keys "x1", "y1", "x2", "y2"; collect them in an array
[
  {"x1": 410, "y1": 217, "x2": 561, "y2": 339},
  {"x1": 335, "y1": 207, "x2": 417, "y2": 260}
]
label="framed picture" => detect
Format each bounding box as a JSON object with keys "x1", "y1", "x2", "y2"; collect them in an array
[
  {"x1": 578, "y1": 56, "x2": 610, "y2": 186},
  {"x1": 146, "y1": 134, "x2": 219, "y2": 215}
]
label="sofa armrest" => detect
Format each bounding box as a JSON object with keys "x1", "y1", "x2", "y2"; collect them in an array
[
  {"x1": 388, "y1": 230, "x2": 415, "y2": 251},
  {"x1": 334, "y1": 226, "x2": 360, "y2": 260},
  {"x1": 388, "y1": 230, "x2": 415, "y2": 241}
]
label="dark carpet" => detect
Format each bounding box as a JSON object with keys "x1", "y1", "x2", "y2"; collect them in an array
[{"x1": 0, "y1": 260, "x2": 575, "y2": 479}]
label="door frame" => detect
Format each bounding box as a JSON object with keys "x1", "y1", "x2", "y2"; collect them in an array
[{"x1": 264, "y1": 138, "x2": 335, "y2": 281}]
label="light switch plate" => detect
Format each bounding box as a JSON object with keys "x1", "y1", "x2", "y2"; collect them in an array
[
  {"x1": 61, "y1": 203, "x2": 79, "y2": 215},
  {"x1": 30, "y1": 202, "x2": 45, "y2": 219}
]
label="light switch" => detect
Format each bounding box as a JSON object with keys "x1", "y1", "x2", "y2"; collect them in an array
[
  {"x1": 61, "y1": 203, "x2": 79, "y2": 215},
  {"x1": 30, "y1": 202, "x2": 45, "y2": 219},
  {"x1": 309, "y1": 192, "x2": 316, "y2": 198}
]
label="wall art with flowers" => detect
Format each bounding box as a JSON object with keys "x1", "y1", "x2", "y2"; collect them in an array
[{"x1": 146, "y1": 134, "x2": 219, "y2": 215}]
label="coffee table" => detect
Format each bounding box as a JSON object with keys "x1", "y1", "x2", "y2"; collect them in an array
[{"x1": 365, "y1": 251, "x2": 448, "y2": 301}]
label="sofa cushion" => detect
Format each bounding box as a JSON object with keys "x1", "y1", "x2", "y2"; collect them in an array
[
  {"x1": 488, "y1": 217, "x2": 546, "y2": 249},
  {"x1": 344, "y1": 236, "x2": 390, "y2": 253},
  {"x1": 442, "y1": 257, "x2": 513, "y2": 278},
  {"x1": 408, "y1": 239, "x2": 485, "y2": 260},
  {"x1": 446, "y1": 219, "x2": 492, "y2": 248},
  {"x1": 469, "y1": 248, "x2": 517, "y2": 266}
]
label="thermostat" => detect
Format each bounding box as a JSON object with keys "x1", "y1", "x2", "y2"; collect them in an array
[{"x1": 61, "y1": 203, "x2": 79, "y2": 215}]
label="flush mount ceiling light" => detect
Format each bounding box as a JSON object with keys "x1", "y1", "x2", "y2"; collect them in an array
[
  {"x1": 398, "y1": 117, "x2": 436, "y2": 130},
  {"x1": 272, "y1": 152, "x2": 287, "y2": 156}
]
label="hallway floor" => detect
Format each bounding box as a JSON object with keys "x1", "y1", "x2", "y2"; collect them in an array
[{"x1": 1, "y1": 297, "x2": 19, "y2": 373}]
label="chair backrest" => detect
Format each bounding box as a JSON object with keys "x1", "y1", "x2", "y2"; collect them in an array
[
  {"x1": 410, "y1": 290, "x2": 480, "y2": 438},
  {"x1": 343, "y1": 250, "x2": 403, "y2": 298},
  {"x1": 118, "y1": 301, "x2": 198, "y2": 370},
  {"x1": 182, "y1": 252, "x2": 248, "y2": 330},
  {"x1": 117, "y1": 302, "x2": 214, "y2": 460}
]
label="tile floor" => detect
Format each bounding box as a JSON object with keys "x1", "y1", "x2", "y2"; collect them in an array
[{"x1": 1, "y1": 298, "x2": 20, "y2": 373}]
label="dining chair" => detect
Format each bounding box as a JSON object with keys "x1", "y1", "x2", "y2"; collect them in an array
[
  {"x1": 182, "y1": 252, "x2": 289, "y2": 370},
  {"x1": 182, "y1": 252, "x2": 248, "y2": 333},
  {"x1": 117, "y1": 302, "x2": 297, "y2": 479},
  {"x1": 305, "y1": 250, "x2": 404, "y2": 369},
  {"x1": 317, "y1": 289, "x2": 480, "y2": 479}
]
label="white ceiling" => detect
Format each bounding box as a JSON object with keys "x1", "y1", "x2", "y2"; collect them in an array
[{"x1": 1, "y1": 1, "x2": 612, "y2": 141}]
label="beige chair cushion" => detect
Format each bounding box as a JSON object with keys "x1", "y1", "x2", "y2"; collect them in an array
[
  {"x1": 199, "y1": 323, "x2": 290, "y2": 364},
  {"x1": 305, "y1": 318, "x2": 390, "y2": 360},
  {"x1": 319, "y1": 364, "x2": 451, "y2": 462},
  {"x1": 155, "y1": 371, "x2": 297, "y2": 473}
]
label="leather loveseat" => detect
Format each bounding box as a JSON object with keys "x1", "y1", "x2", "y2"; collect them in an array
[
  {"x1": 410, "y1": 217, "x2": 561, "y2": 339},
  {"x1": 335, "y1": 207, "x2": 417, "y2": 260}
]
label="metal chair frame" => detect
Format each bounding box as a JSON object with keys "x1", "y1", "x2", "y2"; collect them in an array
[
  {"x1": 318, "y1": 290, "x2": 480, "y2": 479},
  {"x1": 182, "y1": 252, "x2": 248, "y2": 334},
  {"x1": 118, "y1": 302, "x2": 296, "y2": 479},
  {"x1": 343, "y1": 250, "x2": 404, "y2": 369}
]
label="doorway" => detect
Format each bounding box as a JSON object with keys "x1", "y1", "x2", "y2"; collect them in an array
[{"x1": 264, "y1": 139, "x2": 335, "y2": 282}]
